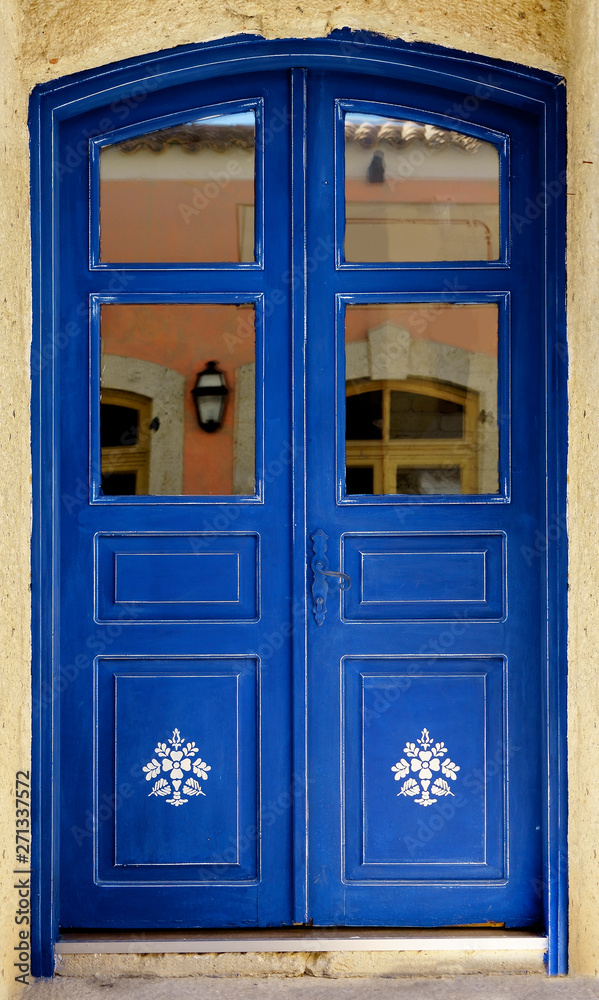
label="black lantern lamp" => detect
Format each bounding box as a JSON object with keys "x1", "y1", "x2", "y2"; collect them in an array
[{"x1": 191, "y1": 361, "x2": 229, "y2": 432}]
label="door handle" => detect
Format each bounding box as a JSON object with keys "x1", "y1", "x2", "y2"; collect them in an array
[{"x1": 311, "y1": 529, "x2": 351, "y2": 626}]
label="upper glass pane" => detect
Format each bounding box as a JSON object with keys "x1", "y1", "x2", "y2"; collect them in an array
[
  {"x1": 344, "y1": 113, "x2": 500, "y2": 263},
  {"x1": 99, "y1": 303, "x2": 255, "y2": 496},
  {"x1": 100, "y1": 112, "x2": 256, "y2": 263}
]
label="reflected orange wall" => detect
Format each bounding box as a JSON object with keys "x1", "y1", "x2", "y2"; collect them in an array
[
  {"x1": 101, "y1": 180, "x2": 254, "y2": 262},
  {"x1": 100, "y1": 178, "x2": 494, "y2": 263},
  {"x1": 345, "y1": 304, "x2": 498, "y2": 358},
  {"x1": 102, "y1": 303, "x2": 255, "y2": 495},
  {"x1": 345, "y1": 179, "x2": 498, "y2": 204}
]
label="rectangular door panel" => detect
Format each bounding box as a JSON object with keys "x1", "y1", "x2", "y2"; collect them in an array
[
  {"x1": 343, "y1": 656, "x2": 505, "y2": 881},
  {"x1": 96, "y1": 533, "x2": 259, "y2": 622},
  {"x1": 342, "y1": 533, "x2": 505, "y2": 621},
  {"x1": 94, "y1": 659, "x2": 259, "y2": 879}
]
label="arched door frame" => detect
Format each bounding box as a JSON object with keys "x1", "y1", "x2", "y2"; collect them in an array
[{"x1": 30, "y1": 32, "x2": 567, "y2": 976}]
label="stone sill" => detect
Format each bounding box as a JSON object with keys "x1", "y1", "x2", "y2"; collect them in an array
[{"x1": 54, "y1": 930, "x2": 548, "y2": 977}]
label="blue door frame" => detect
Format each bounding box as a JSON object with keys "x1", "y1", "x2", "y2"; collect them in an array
[{"x1": 30, "y1": 33, "x2": 567, "y2": 975}]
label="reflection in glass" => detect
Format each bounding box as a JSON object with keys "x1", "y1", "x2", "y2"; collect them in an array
[
  {"x1": 100, "y1": 303, "x2": 255, "y2": 496},
  {"x1": 344, "y1": 113, "x2": 500, "y2": 262},
  {"x1": 100, "y1": 112, "x2": 256, "y2": 263},
  {"x1": 346, "y1": 390, "x2": 382, "y2": 440},
  {"x1": 100, "y1": 403, "x2": 140, "y2": 447},
  {"x1": 346, "y1": 466, "x2": 375, "y2": 495},
  {"x1": 395, "y1": 467, "x2": 461, "y2": 495},
  {"x1": 101, "y1": 472, "x2": 138, "y2": 496},
  {"x1": 390, "y1": 390, "x2": 463, "y2": 439},
  {"x1": 345, "y1": 303, "x2": 499, "y2": 496}
]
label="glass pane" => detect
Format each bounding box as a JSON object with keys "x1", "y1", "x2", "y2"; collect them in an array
[
  {"x1": 347, "y1": 467, "x2": 375, "y2": 494},
  {"x1": 100, "y1": 404, "x2": 139, "y2": 447},
  {"x1": 389, "y1": 390, "x2": 464, "y2": 439},
  {"x1": 345, "y1": 302, "x2": 499, "y2": 496},
  {"x1": 100, "y1": 303, "x2": 256, "y2": 496},
  {"x1": 346, "y1": 390, "x2": 383, "y2": 439},
  {"x1": 101, "y1": 472, "x2": 138, "y2": 496},
  {"x1": 396, "y1": 467, "x2": 461, "y2": 495},
  {"x1": 100, "y1": 112, "x2": 256, "y2": 263},
  {"x1": 344, "y1": 113, "x2": 500, "y2": 262}
]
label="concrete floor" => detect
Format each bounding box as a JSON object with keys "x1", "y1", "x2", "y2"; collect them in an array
[{"x1": 20, "y1": 977, "x2": 599, "y2": 1000}]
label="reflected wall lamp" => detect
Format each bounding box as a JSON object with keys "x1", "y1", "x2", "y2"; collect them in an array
[
  {"x1": 191, "y1": 360, "x2": 229, "y2": 432},
  {"x1": 367, "y1": 149, "x2": 385, "y2": 183}
]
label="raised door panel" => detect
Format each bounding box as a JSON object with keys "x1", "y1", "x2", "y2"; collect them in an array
[
  {"x1": 97, "y1": 659, "x2": 258, "y2": 879},
  {"x1": 343, "y1": 657, "x2": 505, "y2": 880}
]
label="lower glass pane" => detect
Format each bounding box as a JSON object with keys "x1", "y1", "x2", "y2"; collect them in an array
[
  {"x1": 99, "y1": 303, "x2": 256, "y2": 496},
  {"x1": 101, "y1": 472, "x2": 138, "y2": 496},
  {"x1": 345, "y1": 302, "x2": 499, "y2": 496},
  {"x1": 346, "y1": 466, "x2": 375, "y2": 495},
  {"x1": 395, "y1": 467, "x2": 461, "y2": 495}
]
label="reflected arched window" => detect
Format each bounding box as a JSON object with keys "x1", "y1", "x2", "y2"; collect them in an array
[
  {"x1": 100, "y1": 388, "x2": 152, "y2": 495},
  {"x1": 345, "y1": 377, "x2": 478, "y2": 495}
]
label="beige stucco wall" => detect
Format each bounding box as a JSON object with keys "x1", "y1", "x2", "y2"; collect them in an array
[
  {"x1": 0, "y1": 2, "x2": 36, "y2": 999},
  {"x1": 1, "y1": 0, "x2": 597, "y2": 993},
  {"x1": 564, "y1": 0, "x2": 599, "y2": 976},
  {"x1": 15, "y1": 0, "x2": 568, "y2": 82}
]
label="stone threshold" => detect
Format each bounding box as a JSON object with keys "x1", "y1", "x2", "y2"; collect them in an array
[{"x1": 56, "y1": 927, "x2": 548, "y2": 954}]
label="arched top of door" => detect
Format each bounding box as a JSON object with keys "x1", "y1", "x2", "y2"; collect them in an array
[{"x1": 31, "y1": 31, "x2": 563, "y2": 123}]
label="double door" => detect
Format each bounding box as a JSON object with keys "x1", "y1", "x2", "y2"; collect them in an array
[{"x1": 56, "y1": 65, "x2": 544, "y2": 930}]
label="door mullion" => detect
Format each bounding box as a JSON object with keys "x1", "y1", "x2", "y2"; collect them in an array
[{"x1": 290, "y1": 66, "x2": 309, "y2": 926}]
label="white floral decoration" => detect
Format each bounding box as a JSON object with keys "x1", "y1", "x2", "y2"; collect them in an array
[
  {"x1": 391, "y1": 727, "x2": 460, "y2": 807},
  {"x1": 142, "y1": 728, "x2": 211, "y2": 807}
]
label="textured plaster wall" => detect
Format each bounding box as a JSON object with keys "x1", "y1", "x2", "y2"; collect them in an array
[
  {"x1": 0, "y1": 0, "x2": 595, "y2": 994},
  {"x1": 16, "y1": 0, "x2": 567, "y2": 86},
  {"x1": 564, "y1": 0, "x2": 599, "y2": 977},
  {"x1": 0, "y1": 1, "x2": 34, "y2": 999}
]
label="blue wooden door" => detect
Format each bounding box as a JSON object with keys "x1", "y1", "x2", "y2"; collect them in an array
[
  {"x1": 57, "y1": 69, "x2": 297, "y2": 928},
  {"x1": 51, "y1": 55, "x2": 550, "y2": 932},
  {"x1": 304, "y1": 69, "x2": 543, "y2": 926}
]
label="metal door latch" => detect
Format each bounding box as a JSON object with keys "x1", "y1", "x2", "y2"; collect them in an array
[{"x1": 311, "y1": 529, "x2": 351, "y2": 626}]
